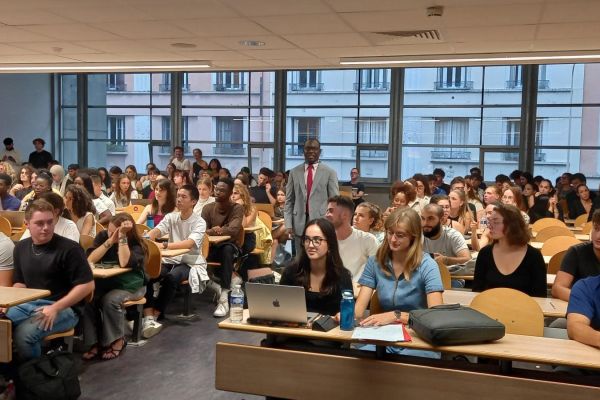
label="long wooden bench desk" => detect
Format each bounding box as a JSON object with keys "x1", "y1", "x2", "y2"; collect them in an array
[{"x1": 217, "y1": 311, "x2": 600, "y2": 399}]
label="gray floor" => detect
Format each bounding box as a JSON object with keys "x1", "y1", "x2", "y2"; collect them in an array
[{"x1": 77, "y1": 290, "x2": 263, "y2": 400}]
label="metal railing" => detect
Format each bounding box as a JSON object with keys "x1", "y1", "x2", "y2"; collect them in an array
[
  {"x1": 506, "y1": 80, "x2": 550, "y2": 89},
  {"x1": 431, "y1": 150, "x2": 471, "y2": 160},
  {"x1": 106, "y1": 143, "x2": 128, "y2": 152},
  {"x1": 289, "y1": 82, "x2": 324, "y2": 91},
  {"x1": 106, "y1": 83, "x2": 126, "y2": 91},
  {"x1": 353, "y1": 82, "x2": 390, "y2": 91},
  {"x1": 434, "y1": 81, "x2": 474, "y2": 90},
  {"x1": 213, "y1": 83, "x2": 246, "y2": 91}
]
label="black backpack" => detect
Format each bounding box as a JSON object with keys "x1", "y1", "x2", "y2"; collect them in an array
[{"x1": 17, "y1": 351, "x2": 81, "y2": 400}]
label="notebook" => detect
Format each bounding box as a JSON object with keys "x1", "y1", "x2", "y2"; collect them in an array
[{"x1": 245, "y1": 283, "x2": 310, "y2": 325}]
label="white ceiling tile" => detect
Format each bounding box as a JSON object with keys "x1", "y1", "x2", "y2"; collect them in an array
[
  {"x1": 0, "y1": 26, "x2": 55, "y2": 43},
  {"x1": 541, "y1": 1, "x2": 600, "y2": 23},
  {"x1": 73, "y1": 40, "x2": 163, "y2": 53},
  {"x1": 325, "y1": 0, "x2": 419, "y2": 13},
  {"x1": 307, "y1": 46, "x2": 388, "y2": 58},
  {"x1": 170, "y1": 50, "x2": 253, "y2": 61},
  {"x1": 137, "y1": 0, "x2": 239, "y2": 20},
  {"x1": 442, "y1": 4, "x2": 543, "y2": 27},
  {"x1": 175, "y1": 18, "x2": 270, "y2": 36},
  {"x1": 222, "y1": 0, "x2": 330, "y2": 16},
  {"x1": 284, "y1": 33, "x2": 370, "y2": 48},
  {"x1": 537, "y1": 22, "x2": 600, "y2": 39},
  {"x1": 43, "y1": 3, "x2": 151, "y2": 23},
  {"x1": 532, "y1": 38, "x2": 600, "y2": 51},
  {"x1": 0, "y1": 43, "x2": 38, "y2": 55},
  {"x1": 239, "y1": 48, "x2": 314, "y2": 60},
  {"x1": 0, "y1": 54, "x2": 77, "y2": 63},
  {"x1": 266, "y1": 58, "x2": 335, "y2": 67},
  {"x1": 0, "y1": 10, "x2": 75, "y2": 25},
  {"x1": 22, "y1": 24, "x2": 122, "y2": 41},
  {"x1": 452, "y1": 40, "x2": 536, "y2": 53},
  {"x1": 210, "y1": 59, "x2": 270, "y2": 69},
  {"x1": 254, "y1": 13, "x2": 353, "y2": 34},
  {"x1": 444, "y1": 25, "x2": 537, "y2": 42},
  {"x1": 340, "y1": 10, "x2": 435, "y2": 32},
  {"x1": 12, "y1": 41, "x2": 102, "y2": 54},
  {"x1": 94, "y1": 21, "x2": 192, "y2": 39},
  {"x1": 136, "y1": 38, "x2": 227, "y2": 51},
  {"x1": 212, "y1": 35, "x2": 296, "y2": 50}
]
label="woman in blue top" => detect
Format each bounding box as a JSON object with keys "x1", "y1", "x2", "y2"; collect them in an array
[{"x1": 355, "y1": 207, "x2": 444, "y2": 356}]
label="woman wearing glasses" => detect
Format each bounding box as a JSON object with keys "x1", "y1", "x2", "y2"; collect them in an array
[
  {"x1": 354, "y1": 207, "x2": 443, "y2": 357},
  {"x1": 279, "y1": 218, "x2": 352, "y2": 316},
  {"x1": 473, "y1": 204, "x2": 546, "y2": 297}
]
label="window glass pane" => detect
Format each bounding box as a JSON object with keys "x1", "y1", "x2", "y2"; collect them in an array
[
  {"x1": 60, "y1": 140, "x2": 78, "y2": 168},
  {"x1": 249, "y1": 108, "x2": 274, "y2": 143},
  {"x1": 286, "y1": 110, "x2": 360, "y2": 146},
  {"x1": 89, "y1": 73, "x2": 152, "y2": 106},
  {"x1": 183, "y1": 72, "x2": 251, "y2": 107},
  {"x1": 404, "y1": 66, "x2": 483, "y2": 106},
  {"x1": 401, "y1": 146, "x2": 479, "y2": 180},
  {"x1": 250, "y1": 147, "x2": 274, "y2": 173},
  {"x1": 61, "y1": 108, "x2": 77, "y2": 139},
  {"x1": 481, "y1": 151, "x2": 519, "y2": 182},
  {"x1": 61, "y1": 75, "x2": 77, "y2": 106},
  {"x1": 287, "y1": 69, "x2": 358, "y2": 106},
  {"x1": 483, "y1": 66, "x2": 523, "y2": 105},
  {"x1": 284, "y1": 145, "x2": 356, "y2": 179},
  {"x1": 359, "y1": 149, "x2": 388, "y2": 179},
  {"x1": 481, "y1": 108, "x2": 522, "y2": 146},
  {"x1": 403, "y1": 109, "x2": 481, "y2": 146},
  {"x1": 534, "y1": 149, "x2": 600, "y2": 189},
  {"x1": 357, "y1": 68, "x2": 391, "y2": 105},
  {"x1": 250, "y1": 72, "x2": 275, "y2": 107},
  {"x1": 537, "y1": 64, "x2": 589, "y2": 105}
]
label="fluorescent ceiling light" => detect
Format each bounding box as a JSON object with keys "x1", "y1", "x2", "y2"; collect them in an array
[
  {"x1": 340, "y1": 52, "x2": 600, "y2": 66},
  {"x1": 0, "y1": 62, "x2": 211, "y2": 73}
]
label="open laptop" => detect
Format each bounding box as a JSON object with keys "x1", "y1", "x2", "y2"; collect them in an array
[
  {"x1": 245, "y1": 283, "x2": 311, "y2": 325},
  {"x1": 0, "y1": 211, "x2": 25, "y2": 228}
]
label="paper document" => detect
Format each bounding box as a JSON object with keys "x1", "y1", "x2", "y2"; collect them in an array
[{"x1": 351, "y1": 324, "x2": 410, "y2": 342}]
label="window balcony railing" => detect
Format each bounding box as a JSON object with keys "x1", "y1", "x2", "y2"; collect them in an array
[
  {"x1": 213, "y1": 146, "x2": 245, "y2": 155},
  {"x1": 213, "y1": 83, "x2": 246, "y2": 91},
  {"x1": 503, "y1": 152, "x2": 546, "y2": 162},
  {"x1": 431, "y1": 150, "x2": 471, "y2": 160},
  {"x1": 106, "y1": 83, "x2": 126, "y2": 91},
  {"x1": 159, "y1": 84, "x2": 191, "y2": 92},
  {"x1": 506, "y1": 80, "x2": 550, "y2": 90},
  {"x1": 106, "y1": 143, "x2": 128, "y2": 153},
  {"x1": 434, "y1": 81, "x2": 474, "y2": 90},
  {"x1": 353, "y1": 82, "x2": 390, "y2": 91},
  {"x1": 289, "y1": 83, "x2": 324, "y2": 91}
]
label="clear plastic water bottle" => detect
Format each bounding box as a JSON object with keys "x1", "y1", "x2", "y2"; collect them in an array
[
  {"x1": 146, "y1": 214, "x2": 155, "y2": 229},
  {"x1": 230, "y1": 285, "x2": 244, "y2": 323},
  {"x1": 340, "y1": 290, "x2": 355, "y2": 331},
  {"x1": 479, "y1": 215, "x2": 488, "y2": 230}
]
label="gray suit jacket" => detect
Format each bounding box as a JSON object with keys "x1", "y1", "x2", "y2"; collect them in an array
[{"x1": 284, "y1": 162, "x2": 339, "y2": 236}]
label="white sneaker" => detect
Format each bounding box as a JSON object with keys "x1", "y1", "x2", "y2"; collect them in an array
[
  {"x1": 142, "y1": 318, "x2": 163, "y2": 339},
  {"x1": 231, "y1": 275, "x2": 243, "y2": 289},
  {"x1": 213, "y1": 301, "x2": 229, "y2": 318}
]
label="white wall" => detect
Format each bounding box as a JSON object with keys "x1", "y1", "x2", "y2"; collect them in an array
[{"x1": 0, "y1": 74, "x2": 52, "y2": 163}]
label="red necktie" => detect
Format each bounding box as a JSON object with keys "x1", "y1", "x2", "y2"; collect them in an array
[{"x1": 306, "y1": 164, "x2": 314, "y2": 214}]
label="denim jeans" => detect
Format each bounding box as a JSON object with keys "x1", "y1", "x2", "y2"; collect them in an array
[{"x1": 6, "y1": 299, "x2": 79, "y2": 360}]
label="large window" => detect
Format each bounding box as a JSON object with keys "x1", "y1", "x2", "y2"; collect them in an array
[
  {"x1": 214, "y1": 72, "x2": 246, "y2": 91},
  {"x1": 290, "y1": 70, "x2": 322, "y2": 91},
  {"x1": 107, "y1": 116, "x2": 125, "y2": 151}
]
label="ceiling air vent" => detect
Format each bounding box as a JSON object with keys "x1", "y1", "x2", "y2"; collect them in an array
[{"x1": 368, "y1": 30, "x2": 442, "y2": 45}]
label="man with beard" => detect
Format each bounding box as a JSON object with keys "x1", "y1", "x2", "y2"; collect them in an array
[{"x1": 421, "y1": 203, "x2": 470, "y2": 266}]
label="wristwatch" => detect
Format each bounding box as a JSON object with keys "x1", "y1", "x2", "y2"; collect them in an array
[
  {"x1": 394, "y1": 310, "x2": 402, "y2": 323},
  {"x1": 163, "y1": 241, "x2": 168, "y2": 249}
]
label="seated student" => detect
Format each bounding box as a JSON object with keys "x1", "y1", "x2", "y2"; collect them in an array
[
  {"x1": 528, "y1": 193, "x2": 556, "y2": 223},
  {"x1": 136, "y1": 179, "x2": 176, "y2": 227},
  {"x1": 249, "y1": 167, "x2": 277, "y2": 205},
  {"x1": 383, "y1": 180, "x2": 415, "y2": 218},
  {"x1": 568, "y1": 184, "x2": 593, "y2": 220},
  {"x1": 143, "y1": 184, "x2": 206, "y2": 337},
  {"x1": 3, "y1": 199, "x2": 94, "y2": 360},
  {"x1": 0, "y1": 232, "x2": 14, "y2": 286},
  {"x1": 0, "y1": 173, "x2": 21, "y2": 210},
  {"x1": 19, "y1": 171, "x2": 55, "y2": 211},
  {"x1": 110, "y1": 174, "x2": 139, "y2": 208},
  {"x1": 421, "y1": 203, "x2": 471, "y2": 266},
  {"x1": 354, "y1": 208, "x2": 443, "y2": 357},
  {"x1": 91, "y1": 174, "x2": 115, "y2": 225},
  {"x1": 473, "y1": 204, "x2": 547, "y2": 297},
  {"x1": 469, "y1": 202, "x2": 500, "y2": 252},
  {"x1": 20, "y1": 192, "x2": 80, "y2": 243},
  {"x1": 325, "y1": 195, "x2": 378, "y2": 282},
  {"x1": 353, "y1": 201, "x2": 385, "y2": 245},
  {"x1": 280, "y1": 218, "x2": 352, "y2": 316},
  {"x1": 202, "y1": 177, "x2": 244, "y2": 317},
  {"x1": 553, "y1": 209, "x2": 600, "y2": 302},
  {"x1": 501, "y1": 186, "x2": 530, "y2": 224},
  {"x1": 567, "y1": 274, "x2": 600, "y2": 349},
  {"x1": 193, "y1": 177, "x2": 215, "y2": 216},
  {"x1": 65, "y1": 185, "x2": 97, "y2": 237},
  {"x1": 82, "y1": 213, "x2": 147, "y2": 360}
]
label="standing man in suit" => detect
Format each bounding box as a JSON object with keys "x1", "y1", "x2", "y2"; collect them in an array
[{"x1": 285, "y1": 138, "x2": 339, "y2": 252}]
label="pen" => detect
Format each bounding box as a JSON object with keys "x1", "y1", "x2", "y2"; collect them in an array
[{"x1": 549, "y1": 301, "x2": 556, "y2": 309}]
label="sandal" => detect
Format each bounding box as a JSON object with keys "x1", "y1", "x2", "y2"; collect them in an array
[
  {"x1": 82, "y1": 345, "x2": 100, "y2": 361},
  {"x1": 101, "y1": 338, "x2": 127, "y2": 361}
]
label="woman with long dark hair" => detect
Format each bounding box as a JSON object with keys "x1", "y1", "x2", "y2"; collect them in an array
[
  {"x1": 280, "y1": 218, "x2": 352, "y2": 315},
  {"x1": 109, "y1": 174, "x2": 139, "y2": 208},
  {"x1": 136, "y1": 179, "x2": 176, "y2": 226},
  {"x1": 83, "y1": 213, "x2": 148, "y2": 360},
  {"x1": 9, "y1": 165, "x2": 35, "y2": 200},
  {"x1": 65, "y1": 184, "x2": 97, "y2": 237}
]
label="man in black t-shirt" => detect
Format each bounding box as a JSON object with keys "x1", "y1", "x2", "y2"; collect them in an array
[
  {"x1": 4, "y1": 199, "x2": 94, "y2": 360},
  {"x1": 249, "y1": 167, "x2": 277, "y2": 204},
  {"x1": 27, "y1": 138, "x2": 53, "y2": 169},
  {"x1": 345, "y1": 167, "x2": 365, "y2": 207},
  {"x1": 553, "y1": 209, "x2": 600, "y2": 302}
]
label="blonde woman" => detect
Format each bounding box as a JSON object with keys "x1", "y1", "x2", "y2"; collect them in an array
[
  {"x1": 353, "y1": 202, "x2": 385, "y2": 245},
  {"x1": 231, "y1": 183, "x2": 257, "y2": 229},
  {"x1": 0, "y1": 161, "x2": 17, "y2": 187},
  {"x1": 109, "y1": 174, "x2": 139, "y2": 208},
  {"x1": 448, "y1": 189, "x2": 472, "y2": 234},
  {"x1": 193, "y1": 177, "x2": 215, "y2": 216},
  {"x1": 353, "y1": 208, "x2": 443, "y2": 357}
]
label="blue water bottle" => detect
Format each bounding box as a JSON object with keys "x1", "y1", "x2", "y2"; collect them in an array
[
  {"x1": 146, "y1": 214, "x2": 155, "y2": 229},
  {"x1": 340, "y1": 290, "x2": 355, "y2": 331}
]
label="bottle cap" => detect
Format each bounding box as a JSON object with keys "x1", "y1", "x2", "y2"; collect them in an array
[{"x1": 234, "y1": 284, "x2": 242, "y2": 289}]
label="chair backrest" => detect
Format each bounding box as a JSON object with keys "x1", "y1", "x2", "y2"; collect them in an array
[
  {"x1": 574, "y1": 213, "x2": 589, "y2": 227},
  {"x1": 135, "y1": 223, "x2": 150, "y2": 236},
  {"x1": 435, "y1": 259, "x2": 452, "y2": 290},
  {"x1": 257, "y1": 211, "x2": 273, "y2": 231},
  {"x1": 120, "y1": 204, "x2": 144, "y2": 221},
  {"x1": 369, "y1": 291, "x2": 383, "y2": 315},
  {"x1": 95, "y1": 221, "x2": 105, "y2": 233},
  {"x1": 144, "y1": 239, "x2": 162, "y2": 279},
  {"x1": 547, "y1": 249, "x2": 567, "y2": 274},
  {"x1": 470, "y1": 288, "x2": 544, "y2": 336},
  {"x1": 541, "y1": 235, "x2": 581, "y2": 257},
  {"x1": 0, "y1": 217, "x2": 11, "y2": 237},
  {"x1": 531, "y1": 218, "x2": 567, "y2": 233},
  {"x1": 581, "y1": 221, "x2": 593, "y2": 235},
  {"x1": 253, "y1": 203, "x2": 274, "y2": 217},
  {"x1": 79, "y1": 234, "x2": 95, "y2": 252},
  {"x1": 534, "y1": 225, "x2": 574, "y2": 243}
]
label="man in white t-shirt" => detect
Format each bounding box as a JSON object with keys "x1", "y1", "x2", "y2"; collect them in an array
[
  {"x1": 325, "y1": 195, "x2": 378, "y2": 282},
  {"x1": 91, "y1": 175, "x2": 115, "y2": 225},
  {"x1": 169, "y1": 146, "x2": 192, "y2": 175},
  {"x1": 142, "y1": 184, "x2": 206, "y2": 338},
  {"x1": 421, "y1": 203, "x2": 471, "y2": 266}
]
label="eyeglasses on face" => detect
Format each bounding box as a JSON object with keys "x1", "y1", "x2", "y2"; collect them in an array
[
  {"x1": 302, "y1": 236, "x2": 326, "y2": 247},
  {"x1": 386, "y1": 230, "x2": 411, "y2": 241}
]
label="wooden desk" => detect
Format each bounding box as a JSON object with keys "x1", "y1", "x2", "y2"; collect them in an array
[
  {"x1": 161, "y1": 248, "x2": 191, "y2": 257},
  {"x1": 0, "y1": 287, "x2": 51, "y2": 308},
  {"x1": 443, "y1": 289, "x2": 567, "y2": 318},
  {"x1": 208, "y1": 235, "x2": 231, "y2": 244},
  {"x1": 244, "y1": 225, "x2": 261, "y2": 233},
  {"x1": 91, "y1": 265, "x2": 131, "y2": 279},
  {"x1": 453, "y1": 273, "x2": 555, "y2": 286}
]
